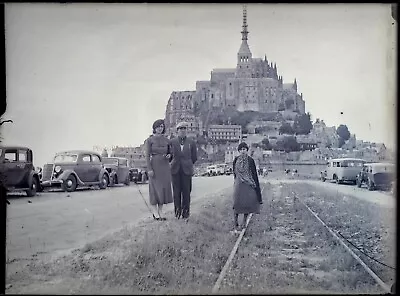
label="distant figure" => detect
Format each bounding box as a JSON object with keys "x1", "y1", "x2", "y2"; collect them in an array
[
  {"x1": 232, "y1": 142, "x2": 263, "y2": 231},
  {"x1": 262, "y1": 167, "x2": 268, "y2": 177},
  {"x1": 169, "y1": 121, "x2": 198, "y2": 221},
  {"x1": 145, "y1": 119, "x2": 173, "y2": 221}
]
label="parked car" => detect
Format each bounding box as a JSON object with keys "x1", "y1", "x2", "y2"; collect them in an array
[
  {"x1": 103, "y1": 157, "x2": 130, "y2": 186},
  {"x1": 225, "y1": 166, "x2": 233, "y2": 176},
  {"x1": 207, "y1": 164, "x2": 225, "y2": 176},
  {"x1": 41, "y1": 150, "x2": 110, "y2": 192},
  {"x1": 321, "y1": 158, "x2": 366, "y2": 184},
  {"x1": 129, "y1": 168, "x2": 148, "y2": 183},
  {"x1": 356, "y1": 162, "x2": 395, "y2": 191},
  {"x1": 0, "y1": 146, "x2": 41, "y2": 197}
]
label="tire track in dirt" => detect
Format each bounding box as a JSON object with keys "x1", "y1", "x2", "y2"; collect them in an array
[{"x1": 217, "y1": 182, "x2": 384, "y2": 294}]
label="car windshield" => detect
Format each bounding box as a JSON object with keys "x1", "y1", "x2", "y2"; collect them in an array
[
  {"x1": 340, "y1": 160, "x2": 364, "y2": 167},
  {"x1": 103, "y1": 158, "x2": 118, "y2": 165},
  {"x1": 54, "y1": 154, "x2": 78, "y2": 163},
  {"x1": 131, "y1": 169, "x2": 138, "y2": 173}
]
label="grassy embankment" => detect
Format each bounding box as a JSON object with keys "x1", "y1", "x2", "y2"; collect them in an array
[{"x1": 7, "y1": 186, "x2": 247, "y2": 294}]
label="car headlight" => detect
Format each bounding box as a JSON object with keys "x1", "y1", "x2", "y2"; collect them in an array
[{"x1": 55, "y1": 166, "x2": 62, "y2": 173}]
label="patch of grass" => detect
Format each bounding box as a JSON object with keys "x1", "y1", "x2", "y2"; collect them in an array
[
  {"x1": 7, "y1": 187, "x2": 244, "y2": 294},
  {"x1": 218, "y1": 182, "x2": 386, "y2": 294}
]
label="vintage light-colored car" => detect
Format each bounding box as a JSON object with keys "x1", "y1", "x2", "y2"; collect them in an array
[
  {"x1": 321, "y1": 157, "x2": 366, "y2": 184},
  {"x1": 356, "y1": 162, "x2": 395, "y2": 191},
  {"x1": 0, "y1": 145, "x2": 41, "y2": 197},
  {"x1": 41, "y1": 150, "x2": 110, "y2": 192},
  {"x1": 102, "y1": 157, "x2": 130, "y2": 186},
  {"x1": 207, "y1": 164, "x2": 225, "y2": 176}
]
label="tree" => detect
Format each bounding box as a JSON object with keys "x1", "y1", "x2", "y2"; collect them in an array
[
  {"x1": 260, "y1": 137, "x2": 271, "y2": 150},
  {"x1": 293, "y1": 112, "x2": 313, "y2": 135},
  {"x1": 279, "y1": 122, "x2": 295, "y2": 135},
  {"x1": 336, "y1": 124, "x2": 351, "y2": 141},
  {"x1": 230, "y1": 111, "x2": 256, "y2": 132},
  {"x1": 196, "y1": 135, "x2": 208, "y2": 145},
  {"x1": 275, "y1": 136, "x2": 300, "y2": 152},
  {"x1": 338, "y1": 137, "x2": 346, "y2": 148}
]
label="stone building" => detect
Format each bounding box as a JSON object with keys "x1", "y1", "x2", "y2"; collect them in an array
[
  {"x1": 164, "y1": 91, "x2": 202, "y2": 137},
  {"x1": 207, "y1": 124, "x2": 242, "y2": 141},
  {"x1": 225, "y1": 145, "x2": 240, "y2": 164},
  {"x1": 165, "y1": 5, "x2": 306, "y2": 134},
  {"x1": 111, "y1": 145, "x2": 146, "y2": 168}
]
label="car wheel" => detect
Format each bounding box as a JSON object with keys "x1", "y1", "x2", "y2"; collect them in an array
[
  {"x1": 62, "y1": 175, "x2": 77, "y2": 192},
  {"x1": 26, "y1": 177, "x2": 39, "y2": 197},
  {"x1": 124, "y1": 175, "x2": 130, "y2": 186},
  {"x1": 99, "y1": 174, "x2": 109, "y2": 189}
]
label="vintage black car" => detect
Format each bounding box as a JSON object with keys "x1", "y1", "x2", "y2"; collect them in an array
[
  {"x1": 225, "y1": 167, "x2": 233, "y2": 176},
  {"x1": 129, "y1": 168, "x2": 148, "y2": 183},
  {"x1": 356, "y1": 162, "x2": 395, "y2": 191},
  {"x1": 41, "y1": 150, "x2": 110, "y2": 192},
  {"x1": 103, "y1": 157, "x2": 130, "y2": 186},
  {"x1": 0, "y1": 146, "x2": 41, "y2": 197}
]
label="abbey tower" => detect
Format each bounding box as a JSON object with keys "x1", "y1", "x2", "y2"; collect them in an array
[{"x1": 165, "y1": 5, "x2": 306, "y2": 137}]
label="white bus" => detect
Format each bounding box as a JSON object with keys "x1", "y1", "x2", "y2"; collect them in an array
[{"x1": 321, "y1": 158, "x2": 366, "y2": 184}]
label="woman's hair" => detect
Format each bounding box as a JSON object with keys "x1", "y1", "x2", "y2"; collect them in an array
[
  {"x1": 237, "y1": 142, "x2": 249, "y2": 151},
  {"x1": 152, "y1": 119, "x2": 165, "y2": 134}
]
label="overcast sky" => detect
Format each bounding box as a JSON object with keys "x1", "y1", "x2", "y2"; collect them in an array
[{"x1": 3, "y1": 3, "x2": 396, "y2": 167}]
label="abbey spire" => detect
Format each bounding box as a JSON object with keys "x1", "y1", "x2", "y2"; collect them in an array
[
  {"x1": 237, "y1": 5, "x2": 252, "y2": 60},
  {"x1": 237, "y1": 4, "x2": 253, "y2": 77},
  {"x1": 241, "y1": 4, "x2": 249, "y2": 41}
]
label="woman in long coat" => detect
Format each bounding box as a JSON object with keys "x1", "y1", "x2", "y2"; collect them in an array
[
  {"x1": 145, "y1": 119, "x2": 173, "y2": 220},
  {"x1": 232, "y1": 142, "x2": 263, "y2": 230}
]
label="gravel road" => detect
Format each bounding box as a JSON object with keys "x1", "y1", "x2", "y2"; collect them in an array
[
  {"x1": 264, "y1": 177, "x2": 395, "y2": 208},
  {"x1": 6, "y1": 176, "x2": 233, "y2": 264}
]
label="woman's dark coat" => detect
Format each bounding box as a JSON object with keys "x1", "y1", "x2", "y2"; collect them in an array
[{"x1": 232, "y1": 155, "x2": 262, "y2": 203}]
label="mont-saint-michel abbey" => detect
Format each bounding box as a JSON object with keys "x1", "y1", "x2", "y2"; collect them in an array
[
  {"x1": 164, "y1": 6, "x2": 306, "y2": 137},
  {"x1": 107, "y1": 5, "x2": 392, "y2": 167}
]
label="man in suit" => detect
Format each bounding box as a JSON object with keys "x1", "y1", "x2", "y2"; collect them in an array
[{"x1": 169, "y1": 121, "x2": 197, "y2": 220}]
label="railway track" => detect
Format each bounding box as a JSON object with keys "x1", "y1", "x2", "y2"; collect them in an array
[{"x1": 212, "y1": 182, "x2": 395, "y2": 294}]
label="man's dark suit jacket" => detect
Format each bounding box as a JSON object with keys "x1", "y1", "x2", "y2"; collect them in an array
[{"x1": 169, "y1": 137, "x2": 197, "y2": 175}]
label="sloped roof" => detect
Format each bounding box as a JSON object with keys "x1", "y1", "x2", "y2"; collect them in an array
[{"x1": 238, "y1": 41, "x2": 252, "y2": 54}]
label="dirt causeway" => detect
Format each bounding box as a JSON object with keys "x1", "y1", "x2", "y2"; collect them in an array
[
  {"x1": 6, "y1": 181, "x2": 395, "y2": 294},
  {"x1": 218, "y1": 182, "x2": 394, "y2": 294}
]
